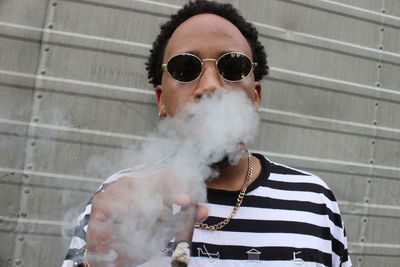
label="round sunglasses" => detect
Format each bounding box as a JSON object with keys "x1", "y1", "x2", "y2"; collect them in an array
[{"x1": 162, "y1": 52, "x2": 257, "y2": 83}]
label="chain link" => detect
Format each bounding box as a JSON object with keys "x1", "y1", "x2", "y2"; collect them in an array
[{"x1": 195, "y1": 153, "x2": 253, "y2": 231}]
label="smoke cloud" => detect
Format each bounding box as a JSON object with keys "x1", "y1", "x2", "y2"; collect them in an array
[{"x1": 88, "y1": 88, "x2": 260, "y2": 265}]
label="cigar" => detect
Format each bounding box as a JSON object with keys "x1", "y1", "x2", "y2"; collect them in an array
[{"x1": 171, "y1": 205, "x2": 197, "y2": 267}]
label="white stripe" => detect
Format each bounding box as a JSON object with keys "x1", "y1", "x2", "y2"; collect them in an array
[
  {"x1": 68, "y1": 236, "x2": 86, "y2": 249},
  {"x1": 268, "y1": 172, "x2": 330, "y2": 189},
  {"x1": 247, "y1": 186, "x2": 341, "y2": 215},
  {"x1": 205, "y1": 204, "x2": 345, "y2": 242},
  {"x1": 77, "y1": 203, "x2": 92, "y2": 222},
  {"x1": 61, "y1": 259, "x2": 74, "y2": 267},
  {"x1": 192, "y1": 231, "x2": 332, "y2": 254},
  {"x1": 138, "y1": 257, "x2": 328, "y2": 267}
]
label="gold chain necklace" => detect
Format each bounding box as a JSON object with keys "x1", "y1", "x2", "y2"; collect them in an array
[{"x1": 195, "y1": 153, "x2": 253, "y2": 230}]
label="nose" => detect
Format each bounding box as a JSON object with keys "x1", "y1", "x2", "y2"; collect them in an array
[{"x1": 194, "y1": 61, "x2": 223, "y2": 99}]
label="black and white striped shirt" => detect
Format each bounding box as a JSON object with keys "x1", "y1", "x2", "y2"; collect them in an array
[{"x1": 62, "y1": 154, "x2": 352, "y2": 266}]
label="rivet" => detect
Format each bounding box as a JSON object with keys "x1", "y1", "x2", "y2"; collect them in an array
[
  {"x1": 52, "y1": 1, "x2": 58, "y2": 6},
  {"x1": 44, "y1": 47, "x2": 50, "y2": 52},
  {"x1": 380, "y1": 27, "x2": 385, "y2": 32},
  {"x1": 30, "y1": 141, "x2": 36, "y2": 146},
  {"x1": 382, "y1": 9, "x2": 386, "y2": 13},
  {"x1": 368, "y1": 179, "x2": 372, "y2": 184},
  {"x1": 358, "y1": 257, "x2": 363, "y2": 262},
  {"x1": 377, "y1": 64, "x2": 382, "y2": 69},
  {"x1": 379, "y1": 45, "x2": 383, "y2": 50},
  {"x1": 24, "y1": 188, "x2": 30, "y2": 194},
  {"x1": 15, "y1": 259, "x2": 22, "y2": 265},
  {"x1": 33, "y1": 117, "x2": 39, "y2": 122},
  {"x1": 363, "y1": 218, "x2": 368, "y2": 223},
  {"x1": 374, "y1": 101, "x2": 379, "y2": 106},
  {"x1": 369, "y1": 159, "x2": 374, "y2": 164},
  {"x1": 40, "y1": 70, "x2": 46, "y2": 75},
  {"x1": 360, "y1": 237, "x2": 365, "y2": 242},
  {"x1": 48, "y1": 23, "x2": 54, "y2": 29},
  {"x1": 373, "y1": 120, "x2": 378, "y2": 125},
  {"x1": 376, "y1": 82, "x2": 380, "y2": 87},
  {"x1": 371, "y1": 140, "x2": 376, "y2": 145},
  {"x1": 365, "y1": 199, "x2": 369, "y2": 203},
  {"x1": 37, "y1": 94, "x2": 43, "y2": 99},
  {"x1": 18, "y1": 236, "x2": 25, "y2": 241}
]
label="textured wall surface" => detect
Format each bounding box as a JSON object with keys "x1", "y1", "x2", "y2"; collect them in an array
[{"x1": 0, "y1": 0, "x2": 399, "y2": 266}]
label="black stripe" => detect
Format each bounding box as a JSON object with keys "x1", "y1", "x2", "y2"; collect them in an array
[
  {"x1": 200, "y1": 218, "x2": 332, "y2": 240},
  {"x1": 331, "y1": 236, "x2": 346, "y2": 259},
  {"x1": 73, "y1": 214, "x2": 90, "y2": 241},
  {"x1": 65, "y1": 247, "x2": 86, "y2": 261},
  {"x1": 191, "y1": 243, "x2": 331, "y2": 266},
  {"x1": 267, "y1": 180, "x2": 336, "y2": 202},
  {"x1": 269, "y1": 162, "x2": 311, "y2": 176},
  {"x1": 207, "y1": 194, "x2": 343, "y2": 228}
]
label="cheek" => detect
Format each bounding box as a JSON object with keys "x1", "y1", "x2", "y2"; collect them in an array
[{"x1": 163, "y1": 86, "x2": 194, "y2": 116}]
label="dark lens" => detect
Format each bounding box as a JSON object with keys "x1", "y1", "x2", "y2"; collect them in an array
[
  {"x1": 167, "y1": 54, "x2": 202, "y2": 82},
  {"x1": 217, "y1": 53, "x2": 252, "y2": 81}
]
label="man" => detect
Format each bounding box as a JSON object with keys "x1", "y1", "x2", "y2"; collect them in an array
[{"x1": 63, "y1": 1, "x2": 351, "y2": 266}]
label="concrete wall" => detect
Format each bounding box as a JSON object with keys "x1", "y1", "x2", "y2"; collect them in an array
[{"x1": 0, "y1": 0, "x2": 399, "y2": 266}]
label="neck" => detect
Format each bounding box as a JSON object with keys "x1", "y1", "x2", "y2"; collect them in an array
[{"x1": 205, "y1": 153, "x2": 260, "y2": 191}]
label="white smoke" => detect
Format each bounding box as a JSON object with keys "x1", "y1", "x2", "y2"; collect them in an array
[{"x1": 88, "y1": 88, "x2": 260, "y2": 265}]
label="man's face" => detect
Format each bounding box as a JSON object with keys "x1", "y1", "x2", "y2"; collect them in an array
[{"x1": 156, "y1": 14, "x2": 262, "y2": 117}]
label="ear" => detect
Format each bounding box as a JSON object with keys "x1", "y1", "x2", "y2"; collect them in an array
[
  {"x1": 254, "y1": 81, "x2": 262, "y2": 109},
  {"x1": 155, "y1": 85, "x2": 166, "y2": 118}
]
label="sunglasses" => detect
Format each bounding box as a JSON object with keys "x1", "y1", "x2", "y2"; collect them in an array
[{"x1": 162, "y1": 52, "x2": 257, "y2": 83}]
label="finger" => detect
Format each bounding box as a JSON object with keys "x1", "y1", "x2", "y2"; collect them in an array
[{"x1": 196, "y1": 204, "x2": 208, "y2": 222}]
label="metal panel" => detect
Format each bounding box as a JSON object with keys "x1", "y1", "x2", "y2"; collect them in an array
[
  {"x1": 0, "y1": 85, "x2": 34, "y2": 122},
  {"x1": 239, "y1": 0, "x2": 381, "y2": 48},
  {"x1": 262, "y1": 37, "x2": 378, "y2": 87},
  {"x1": 385, "y1": 0, "x2": 400, "y2": 17},
  {"x1": 256, "y1": 121, "x2": 372, "y2": 163},
  {"x1": 263, "y1": 80, "x2": 376, "y2": 125},
  {"x1": 0, "y1": 0, "x2": 49, "y2": 27}
]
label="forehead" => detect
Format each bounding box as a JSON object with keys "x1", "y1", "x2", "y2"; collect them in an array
[{"x1": 164, "y1": 14, "x2": 252, "y2": 60}]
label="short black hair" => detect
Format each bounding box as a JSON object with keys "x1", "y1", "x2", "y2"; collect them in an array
[{"x1": 146, "y1": 0, "x2": 269, "y2": 87}]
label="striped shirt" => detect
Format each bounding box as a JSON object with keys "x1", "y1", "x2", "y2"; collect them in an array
[{"x1": 62, "y1": 153, "x2": 352, "y2": 266}]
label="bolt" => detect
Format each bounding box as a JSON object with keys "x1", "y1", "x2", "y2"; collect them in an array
[
  {"x1": 33, "y1": 117, "x2": 39, "y2": 122},
  {"x1": 48, "y1": 23, "x2": 54, "y2": 29},
  {"x1": 40, "y1": 70, "x2": 46, "y2": 75},
  {"x1": 52, "y1": 1, "x2": 58, "y2": 6},
  {"x1": 363, "y1": 218, "x2": 367, "y2": 223},
  {"x1": 368, "y1": 179, "x2": 372, "y2": 184},
  {"x1": 373, "y1": 120, "x2": 378, "y2": 125},
  {"x1": 15, "y1": 259, "x2": 22, "y2": 265},
  {"x1": 30, "y1": 141, "x2": 36, "y2": 146},
  {"x1": 20, "y1": 213, "x2": 27, "y2": 218},
  {"x1": 376, "y1": 82, "x2": 380, "y2": 87},
  {"x1": 37, "y1": 94, "x2": 43, "y2": 99},
  {"x1": 18, "y1": 236, "x2": 25, "y2": 241},
  {"x1": 369, "y1": 159, "x2": 374, "y2": 164},
  {"x1": 24, "y1": 188, "x2": 30, "y2": 194}
]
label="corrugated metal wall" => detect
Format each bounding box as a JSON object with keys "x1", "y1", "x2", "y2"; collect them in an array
[{"x1": 0, "y1": 0, "x2": 399, "y2": 266}]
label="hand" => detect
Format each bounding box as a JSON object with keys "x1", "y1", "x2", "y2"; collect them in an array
[{"x1": 86, "y1": 176, "x2": 208, "y2": 266}]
